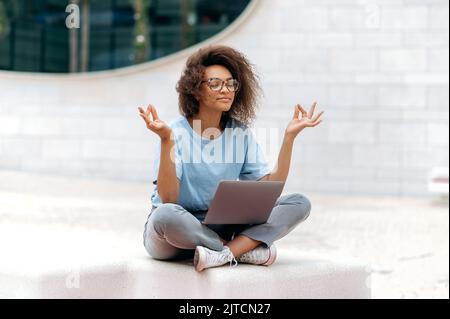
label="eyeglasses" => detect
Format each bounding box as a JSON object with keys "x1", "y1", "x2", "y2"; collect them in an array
[{"x1": 201, "y1": 78, "x2": 240, "y2": 92}]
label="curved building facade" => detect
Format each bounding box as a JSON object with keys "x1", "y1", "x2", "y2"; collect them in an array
[{"x1": 0, "y1": 0, "x2": 251, "y2": 72}]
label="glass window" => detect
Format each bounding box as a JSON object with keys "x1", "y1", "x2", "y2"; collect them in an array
[{"x1": 0, "y1": 0, "x2": 251, "y2": 73}]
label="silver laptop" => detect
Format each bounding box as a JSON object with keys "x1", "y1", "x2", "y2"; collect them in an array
[{"x1": 203, "y1": 180, "x2": 285, "y2": 225}]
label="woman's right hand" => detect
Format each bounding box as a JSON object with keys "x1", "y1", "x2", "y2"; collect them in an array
[{"x1": 138, "y1": 105, "x2": 172, "y2": 141}]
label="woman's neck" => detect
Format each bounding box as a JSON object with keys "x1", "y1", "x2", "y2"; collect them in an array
[{"x1": 189, "y1": 109, "x2": 225, "y2": 138}]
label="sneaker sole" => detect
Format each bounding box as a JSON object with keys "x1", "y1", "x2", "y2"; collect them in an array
[
  {"x1": 194, "y1": 246, "x2": 206, "y2": 272},
  {"x1": 262, "y1": 245, "x2": 277, "y2": 266}
]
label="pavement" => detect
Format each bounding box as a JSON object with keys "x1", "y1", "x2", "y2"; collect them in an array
[{"x1": 0, "y1": 170, "x2": 448, "y2": 299}]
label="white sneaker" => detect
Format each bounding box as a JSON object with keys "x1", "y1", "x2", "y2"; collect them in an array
[
  {"x1": 194, "y1": 246, "x2": 238, "y2": 272},
  {"x1": 237, "y1": 244, "x2": 277, "y2": 266}
]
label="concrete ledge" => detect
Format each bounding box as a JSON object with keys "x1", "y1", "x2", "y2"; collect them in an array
[
  {"x1": 0, "y1": 224, "x2": 371, "y2": 299},
  {"x1": 131, "y1": 253, "x2": 371, "y2": 299}
]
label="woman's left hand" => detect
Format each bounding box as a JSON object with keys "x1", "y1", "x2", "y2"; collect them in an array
[{"x1": 285, "y1": 102, "x2": 324, "y2": 139}]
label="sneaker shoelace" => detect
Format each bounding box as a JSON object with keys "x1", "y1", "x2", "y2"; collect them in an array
[
  {"x1": 225, "y1": 248, "x2": 238, "y2": 268},
  {"x1": 208, "y1": 247, "x2": 237, "y2": 268},
  {"x1": 228, "y1": 253, "x2": 238, "y2": 268}
]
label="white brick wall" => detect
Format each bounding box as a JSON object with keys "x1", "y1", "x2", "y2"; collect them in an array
[
  {"x1": 0, "y1": 0, "x2": 449, "y2": 197},
  {"x1": 379, "y1": 49, "x2": 428, "y2": 72},
  {"x1": 379, "y1": 86, "x2": 427, "y2": 108},
  {"x1": 0, "y1": 116, "x2": 21, "y2": 135},
  {"x1": 330, "y1": 49, "x2": 378, "y2": 72}
]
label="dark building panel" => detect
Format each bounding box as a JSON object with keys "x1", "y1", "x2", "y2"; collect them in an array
[{"x1": 0, "y1": 0, "x2": 251, "y2": 73}]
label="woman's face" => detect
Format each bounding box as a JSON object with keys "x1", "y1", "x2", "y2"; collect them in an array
[{"x1": 197, "y1": 65, "x2": 236, "y2": 113}]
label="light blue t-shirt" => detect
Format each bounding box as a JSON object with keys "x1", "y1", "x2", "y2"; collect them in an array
[{"x1": 150, "y1": 116, "x2": 271, "y2": 212}]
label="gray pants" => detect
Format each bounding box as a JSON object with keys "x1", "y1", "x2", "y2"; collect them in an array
[{"x1": 143, "y1": 193, "x2": 311, "y2": 260}]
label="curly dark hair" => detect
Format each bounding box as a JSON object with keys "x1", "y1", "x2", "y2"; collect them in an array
[{"x1": 176, "y1": 45, "x2": 262, "y2": 128}]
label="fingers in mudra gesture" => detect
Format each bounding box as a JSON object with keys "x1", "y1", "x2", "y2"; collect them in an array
[
  {"x1": 285, "y1": 102, "x2": 325, "y2": 138},
  {"x1": 138, "y1": 105, "x2": 172, "y2": 141}
]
